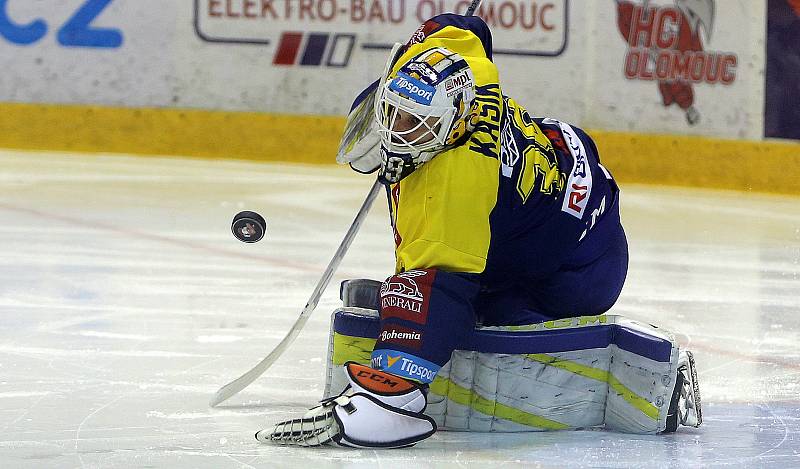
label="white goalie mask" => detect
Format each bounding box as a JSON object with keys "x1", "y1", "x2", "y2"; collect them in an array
[{"x1": 375, "y1": 47, "x2": 477, "y2": 183}]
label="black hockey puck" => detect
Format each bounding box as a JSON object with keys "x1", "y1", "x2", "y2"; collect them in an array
[{"x1": 231, "y1": 211, "x2": 266, "y2": 243}]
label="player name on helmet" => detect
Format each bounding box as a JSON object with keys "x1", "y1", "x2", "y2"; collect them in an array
[{"x1": 380, "y1": 329, "x2": 421, "y2": 342}]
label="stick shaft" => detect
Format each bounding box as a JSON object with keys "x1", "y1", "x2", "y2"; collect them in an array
[
  {"x1": 465, "y1": 0, "x2": 482, "y2": 16},
  {"x1": 210, "y1": 179, "x2": 383, "y2": 407}
]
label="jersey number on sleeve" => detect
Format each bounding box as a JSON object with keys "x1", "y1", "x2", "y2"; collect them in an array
[{"x1": 508, "y1": 102, "x2": 564, "y2": 203}]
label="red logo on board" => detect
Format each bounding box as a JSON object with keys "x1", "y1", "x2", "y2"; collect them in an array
[{"x1": 615, "y1": 0, "x2": 737, "y2": 126}]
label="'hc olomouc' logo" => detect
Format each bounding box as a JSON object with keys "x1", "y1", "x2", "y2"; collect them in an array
[{"x1": 614, "y1": 0, "x2": 737, "y2": 125}]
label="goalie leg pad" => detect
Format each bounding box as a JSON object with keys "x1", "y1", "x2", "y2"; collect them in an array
[
  {"x1": 327, "y1": 309, "x2": 684, "y2": 434},
  {"x1": 259, "y1": 362, "x2": 436, "y2": 448}
]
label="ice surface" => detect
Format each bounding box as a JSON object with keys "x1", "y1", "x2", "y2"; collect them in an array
[{"x1": 0, "y1": 150, "x2": 798, "y2": 468}]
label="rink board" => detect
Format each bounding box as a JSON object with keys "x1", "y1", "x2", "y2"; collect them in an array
[
  {"x1": 1, "y1": 0, "x2": 797, "y2": 192},
  {"x1": 1, "y1": 100, "x2": 798, "y2": 194}
]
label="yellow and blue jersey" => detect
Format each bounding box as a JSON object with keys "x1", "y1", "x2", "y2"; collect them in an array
[
  {"x1": 387, "y1": 14, "x2": 622, "y2": 285},
  {"x1": 361, "y1": 15, "x2": 627, "y2": 377}
]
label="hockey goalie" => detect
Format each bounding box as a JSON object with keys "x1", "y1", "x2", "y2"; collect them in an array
[{"x1": 256, "y1": 13, "x2": 702, "y2": 448}]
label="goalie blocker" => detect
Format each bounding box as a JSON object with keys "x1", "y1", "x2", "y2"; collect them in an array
[{"x1": 323, "y1": 279, "x2": 702, "y2": 435}]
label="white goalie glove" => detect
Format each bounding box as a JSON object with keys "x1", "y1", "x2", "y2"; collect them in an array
[{"x1": 257, "y1": 361, "x2": 436, "y2": 448}]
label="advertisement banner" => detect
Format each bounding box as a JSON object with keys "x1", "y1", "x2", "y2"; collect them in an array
[
  {"x1": 0, "y1": 0, "x2": 767, "y2": 139},
  {"x1": 0, "y1": 0, "x2": 175, "y2": 107},
  {"x1": 585, "y1": 0, "x2": 764, "y2": 139},
  {"x1": 195, "y1": 0, "x2": 568, "y2": 59},
  {"x1": 184, "y1": 0, "x2": 573, "y2": 118}
]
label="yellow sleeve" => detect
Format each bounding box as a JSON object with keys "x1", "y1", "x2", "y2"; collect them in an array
[
  {"x1": 393, "y1": 146, "x2": 500, "y2": 274},
  {"x1": 389, "y1": 19, "x2": 504, "y2": 274}
]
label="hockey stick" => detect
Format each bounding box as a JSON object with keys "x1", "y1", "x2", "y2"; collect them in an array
[
  {"x1": 465, "y1": 0, "x2": 482, "y2": 15},
  {"x1": 210, "y1": 0, "x2": 483, "y2": 407},
  {"x1": 210, "y1": 179, "x2": 382, "y2": 407}
]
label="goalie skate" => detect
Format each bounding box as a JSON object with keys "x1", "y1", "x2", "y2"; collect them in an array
[
  {"x1": 665, "y1": 350, "x2": 702, "y2": 432},
  {"x1": 677, "y1": 350, "x2": 702, "y2": 427}
]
